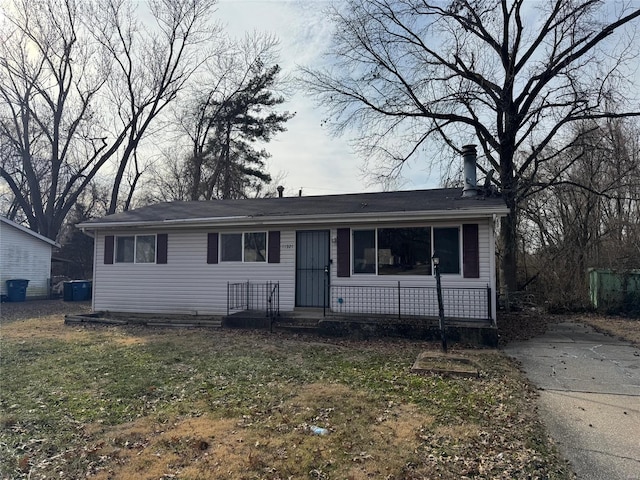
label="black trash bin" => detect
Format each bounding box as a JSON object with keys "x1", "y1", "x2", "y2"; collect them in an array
[{"x1": 6, "y1": 279, "x2": 29, "y2": 302}]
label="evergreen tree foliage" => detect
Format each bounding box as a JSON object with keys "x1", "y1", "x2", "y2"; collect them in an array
[{"x1": 189, "y1": 63, "x2": 294, "y2": 200}]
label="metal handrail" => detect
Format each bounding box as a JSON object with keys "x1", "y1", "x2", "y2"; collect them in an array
[
  {"x1": 227, "y1": 281, "x2": 280, "y2": 319},
  {"x1": 328, "y1": 283, "x2": 492, "y2": 321},
  {"x1": 267, "y1": 281, "x2": 280, "y2": 319}
]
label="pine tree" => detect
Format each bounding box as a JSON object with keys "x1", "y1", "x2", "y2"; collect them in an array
[{"x1": 190, "y1": 64, "x2": 294, "y2": 200}]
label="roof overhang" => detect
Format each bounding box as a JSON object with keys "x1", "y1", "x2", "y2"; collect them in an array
[
  {"x1": 0, "y1": 217, "x2": 60, "y2": 247},
  {"x1": 78, "y1": 206, "x2": 510, "y2": 232}
]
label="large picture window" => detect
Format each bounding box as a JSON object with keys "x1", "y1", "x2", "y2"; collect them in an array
[
  {"x1": 351, "y1": 226, "x2": 461, "y2": 275},
  {"x1": 378, "y1": 227, "x2": 431, "y2": 275},
  {"x1": 115, "y1": 235, "x2": 156, "y2": 264},
  {"x1": 220, "y1": 232, "x2": 267, "y2": 262}
]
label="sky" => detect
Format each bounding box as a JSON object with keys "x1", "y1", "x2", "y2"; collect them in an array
[{"x1": 214, "y1": 0, "x2": 440, "y2": 196}]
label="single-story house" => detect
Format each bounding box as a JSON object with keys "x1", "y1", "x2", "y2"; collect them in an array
[
  {"x1": 78, "y1": 150, "x2": 509, "y2": 325},
  {"x1": 0, "y1": 217, "x2": 60, "y2": 299}
]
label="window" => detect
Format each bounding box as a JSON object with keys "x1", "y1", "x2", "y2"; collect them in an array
[
  {"x1": 349, "y1": 226, "x2": 461, "y2": 276},
  {"x1": 433, "y1": 227, "x2": 460, "y2": 274},
  {"x1": 136, "y1": 235, "x2": 156, "y2": 263},
  {"x1": 353, "y1": 230, "x2": 375, "y2": 273},
  {"x1": 220, "y1": 232, "x2": 267, "y2": 262},
  {"x1": 221, "y1": 233, "x2": 242, "y2": 262},
  {"x1": 244, "y1": 232, "x2": 266, "y2": 262},
  {"x1": 116, "y1": 236, "x2": 134, "y2": 263},
  {"x1": 115, "y1": 235, "x2": 156, "y2": 264},
  {"x1": 378, "y1": 227, "x2": 431, "y2": 275}
]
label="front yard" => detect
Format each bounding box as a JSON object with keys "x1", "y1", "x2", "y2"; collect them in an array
[{"x1": 0, "y1": 305, "x2": 573, "y2": 479}]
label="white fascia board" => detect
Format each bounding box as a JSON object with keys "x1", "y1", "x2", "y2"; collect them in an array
[
  {"x1": 78, "y1": 206, "x2": 509, "y2": 231},
  {"x1": 0, "y1": 217, "x2": 60, "y2": 247}
]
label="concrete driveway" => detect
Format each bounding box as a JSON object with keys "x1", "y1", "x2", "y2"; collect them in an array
[{"x1": 503, "y1": 321, "x2": 640, "y2": 480}]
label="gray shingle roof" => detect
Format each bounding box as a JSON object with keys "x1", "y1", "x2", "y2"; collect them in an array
[{"x1": 79, "y1": 188, "x2": 507, "y2": 228}]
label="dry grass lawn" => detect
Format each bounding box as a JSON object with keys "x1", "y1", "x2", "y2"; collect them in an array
[{"x1": 0, "y1": 303, "x2": 573, "y2": 479}]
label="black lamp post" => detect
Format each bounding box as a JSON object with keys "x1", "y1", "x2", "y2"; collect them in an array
[{"x1": 433, "y1": 254, "x2": 447, "y2": 353}]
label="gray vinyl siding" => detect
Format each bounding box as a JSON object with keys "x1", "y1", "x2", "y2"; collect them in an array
[
  {"x1": 0, "y1": 222, "x2": 53, "y2": 298},
  {"x1": 94, "y1": 229, "x2": 295, "y2": 315},
  {"x1": 92, "y1": 217, "x2": 497, "y2": 319}
]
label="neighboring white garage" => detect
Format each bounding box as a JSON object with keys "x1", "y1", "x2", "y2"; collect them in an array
[{"x1": 0, "y1": 217, "x2": 59, "y2": 300}]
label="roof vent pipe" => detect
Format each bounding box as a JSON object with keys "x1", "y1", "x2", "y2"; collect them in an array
[
  {"x1": 277, "y1": 185, "x2": 284, "y2": 198},
  {"x1": 462, "y1": 144, "x2": 478, "y2": 198}
]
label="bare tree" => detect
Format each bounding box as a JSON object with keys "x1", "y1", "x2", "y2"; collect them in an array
[
  {"x1": 300, "y1": 0, "x2": 640, "y2": 292},
  {"x1": 176, "y1": 33, "x2": 293, "y2": 200},
  {"x1": 520, "y1": 117, "x2": 640, "y2": 308},
  {"x1": 0, "y1": 0, "x2": 216, "y2": 239}
]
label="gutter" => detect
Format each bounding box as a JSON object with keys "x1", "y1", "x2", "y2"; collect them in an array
[{"x1": 78, "y1": 206, "x2": 510, "y2": 231}]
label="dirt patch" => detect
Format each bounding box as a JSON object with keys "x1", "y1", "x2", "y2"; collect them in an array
[
  {"x1": 0, "y1": 299, "x2": 90, "y2": 324},
  {"x1": 0, "y1": 314, "x2": 147, "y2": 345},
  {"x1": 87, "y1": 383, "x2": 431, "y2": 480}
]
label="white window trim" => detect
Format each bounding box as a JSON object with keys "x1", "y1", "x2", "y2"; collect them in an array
[
  {"x1": 350, "y1": 225, "x2": 463, "y2": 277},
  {"x1": 115, "y1": 234, "x2": 157, "y2": 264},
  {"x1": 220, "y1": 231, "x2": 268, "y2": 263}
]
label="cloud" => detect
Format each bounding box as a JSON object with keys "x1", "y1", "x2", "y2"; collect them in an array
[{"x1": 215, "y1": 0, "x2": 373, "y2": 194}]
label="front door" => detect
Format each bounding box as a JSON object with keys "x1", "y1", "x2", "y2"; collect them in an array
[{"x1": 296, "y1": 230, "x2": 330, "y2": 307}]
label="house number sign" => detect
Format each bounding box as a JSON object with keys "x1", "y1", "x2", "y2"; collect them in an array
[{"x1": 282, "y1": 243, "x2": 294, "y2": 249}]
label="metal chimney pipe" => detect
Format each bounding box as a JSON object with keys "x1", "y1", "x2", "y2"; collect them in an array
[
  {"x1": 462, "y1": 144, "x2": 478, "y2": 198},
  {"x1": 277, "y1": 185, "x2": 284, "y2": 198}
]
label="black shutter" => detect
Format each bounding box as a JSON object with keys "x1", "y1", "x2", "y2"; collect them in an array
[
  {"x1": 156, "y1": 234, "x2": 168, "y2": 264},
  {"x1": 336, "y1": 228, "x2": 350, "y2": 277},
  {"x1": 463, "y1": 224, "x2": 480, "y2": 278},
  {"x1": 268, "y1": 231, "x2": 280, "y2": 263},
  {"x1": 207, "y1": 233, "x2": 219, "y2": 264},
  {"x1": 104, "y1": 235, "x2": 114, "y2": 265}
]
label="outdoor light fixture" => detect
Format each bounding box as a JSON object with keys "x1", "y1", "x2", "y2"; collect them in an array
[{"x1": 432, "y1": 255, "x2": 440, "y2": 266}]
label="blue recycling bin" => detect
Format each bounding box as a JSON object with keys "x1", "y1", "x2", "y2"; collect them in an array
[
  {"x1": 63, "y1": 280, "x2": 91, "y2": 301},
  {"x1": 6, "y1": 279, "x2": 29, "y2": 302}
]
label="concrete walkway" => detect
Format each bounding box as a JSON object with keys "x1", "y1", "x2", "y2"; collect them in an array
[{"x1": 503, "y1": 321, "x2": 640, "y2": 480}]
